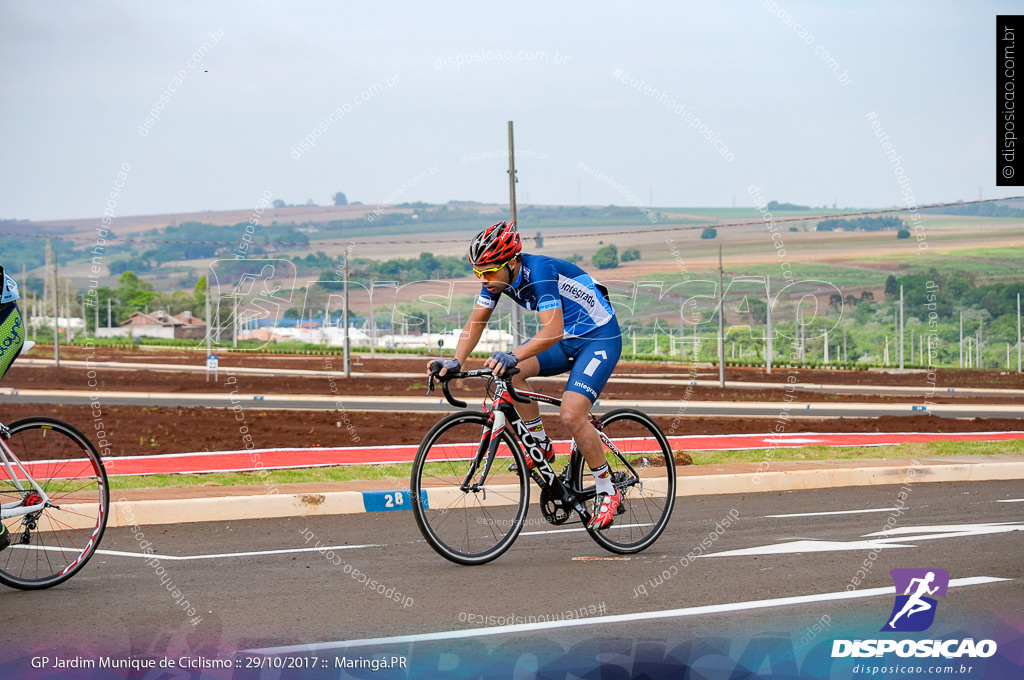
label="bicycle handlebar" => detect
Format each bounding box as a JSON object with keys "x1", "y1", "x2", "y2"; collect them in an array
[{"x1": 426, "y1": 363, "x2": 532, "y2": 408}]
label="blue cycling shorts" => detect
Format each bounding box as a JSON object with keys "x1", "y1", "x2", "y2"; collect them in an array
[{"x1": 535, "y1": 316, "x2": 621, "y2": 403}]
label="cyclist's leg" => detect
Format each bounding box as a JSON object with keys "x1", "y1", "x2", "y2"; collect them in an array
[
  {"x1": 510, "y1": 355, "x2": 542, "y2": 423},
  {"x1": 556, "y1": 324, "x2": 622, "y2": 527},
  {"x1": 558, "y1": 322, "x2": 622, "y2": 464},
  {"x1": 560, "y1": 357, "x2": 617, "y2": 470},
  {"x1": 514, "y1": 341, "x2": 571, "y2": 424}
]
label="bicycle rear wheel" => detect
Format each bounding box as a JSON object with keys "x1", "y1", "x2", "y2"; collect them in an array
[
  {"x1": 411, "y1": 412, "x2": 529, "y2": 565},
  {"x1": 573, "y1": 408, "x2": 675, "y2": 554},
  {"x1": 0, "y1": 417, "x2": 109, "y2": 589}
]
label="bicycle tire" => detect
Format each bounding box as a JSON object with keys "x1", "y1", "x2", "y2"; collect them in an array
[
  {"x1": 572, "y1": 408, "x2": 676, "y2": 554},
  {"x1": 411, "y1": 411, "x2": 530, "y2": 565},
  {"x1": 0, "y1": 417, "x2": 109, "y2": 589}
]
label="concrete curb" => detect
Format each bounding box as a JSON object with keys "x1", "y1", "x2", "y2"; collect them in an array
[{"x1": 106, "y1": 459, "x2": 1024, "y2": 528}]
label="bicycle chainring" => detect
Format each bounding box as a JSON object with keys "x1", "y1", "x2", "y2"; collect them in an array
[{"x1": 539, "y1": 485, "x2": 572, "y2": 525}]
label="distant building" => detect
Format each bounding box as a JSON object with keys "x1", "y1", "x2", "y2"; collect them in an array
[{"x1": 117, "y1": 310, "x2": 207, "y2": 339}]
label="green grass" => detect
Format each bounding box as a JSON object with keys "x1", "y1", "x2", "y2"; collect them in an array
[
  {"x1": 107, "y1": 442, "x2": 1021, "y2": 491},
  {"x1": 938, "y1": 246, "x2": 1024, "y2": 263},
  {"x1": 688, "y1": 439, "x2": 1022, "y2": 465},
  {"x1": 858, "y1": 252, "x2": 1024, "y2": 282},
  {"x1": 109, "y1": 456, "x2": 564, "y2": 491}
]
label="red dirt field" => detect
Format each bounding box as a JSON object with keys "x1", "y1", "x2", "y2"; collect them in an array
[
  {"x1": 1, "y1": 347, "x2": 1020, "y2": 459},
  {"x1": 1, "y1": 404, "x2": 1020, "y2": 459},
  {"x1": 32, "y1": 345, "x2": 1024, "y2": 389},
  {"x1": 3, "y1": 364, "x2": 1022, "y2": 405}
]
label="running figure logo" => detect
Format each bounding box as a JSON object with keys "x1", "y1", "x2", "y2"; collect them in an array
[{"x1": 881, "y1": 568, "x2": 950, "y2": 632}]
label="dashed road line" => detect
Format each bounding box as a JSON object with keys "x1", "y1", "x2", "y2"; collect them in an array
[{"x1": 765, "y1": 507, "x2": 898, "y2": 518}]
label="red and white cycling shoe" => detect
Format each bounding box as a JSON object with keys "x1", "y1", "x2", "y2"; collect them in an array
[{"x1": 588, "y1": 488, "x2": 622, "y2": 530}]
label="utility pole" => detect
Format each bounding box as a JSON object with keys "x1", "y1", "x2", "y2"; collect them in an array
[
  {"x1": 205, "y1": 274, "x2": 212, "y2": 382},
  {"x1": 717, "y1": 245, "x2": 725, "y2": 387},
  {"x1": 43, "y1": 239, "x2": 50, "y2": 338},
  {"x1": 343, "y1": 253, "x2": 350, "y2": 377},
  {"x1": 898, "y1": 285, "x2": 904, "y2": 371},
  {"x1": 765, "y1": 275, "x2": 772, "y2": 374},
  {"x1": 1017, "y1": 293, "x2": 1021, "y2": 373},
  {"x1": 959, "y1": 311, "x2": 964, "y2": 368},
  {"x1": 65, "y1": 280, "x2": 71, "y2": 343},
  {"x1": 978, "y1": 317, "x2": 983, "y2": 368},
  {"x1": 369, "y1": 281, "x2": 375, "y2": 357},
  {"x1": 51, "y1": 243, "x2": 60, "y2": 367},
  {"x1": 507, "y1": 121, "x2": 524, "y2": 344}
]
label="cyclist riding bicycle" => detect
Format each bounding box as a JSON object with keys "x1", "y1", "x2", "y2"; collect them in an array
[
  {"x1": 429, "y1": 220, "x2": 624, "y2": 530},
  {"x1": 0, "y1": 264, "x2": 25, "y2": 551}
]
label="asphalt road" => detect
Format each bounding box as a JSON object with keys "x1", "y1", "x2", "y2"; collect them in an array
[{"x1": 2, "y1": 479, "x2": 1022, "y2": 678}]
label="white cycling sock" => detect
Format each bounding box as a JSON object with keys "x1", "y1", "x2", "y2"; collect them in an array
[
  {"x1": 590, "y1": 462, "x2": 615, "y2": 495},
  {"x1": 524, "y1": 417, "x2": 551, "y2": 452}
]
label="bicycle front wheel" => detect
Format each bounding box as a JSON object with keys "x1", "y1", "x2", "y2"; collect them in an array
[
  {"x1": 0, "y1": 417, "x2": 109, "y2": 589},
  {"x1": 573, "y1": 408, "x2": 676, "y2": 554},
  {"x1": 411, "y1": 412, "x2": 529, "y2": 565}
]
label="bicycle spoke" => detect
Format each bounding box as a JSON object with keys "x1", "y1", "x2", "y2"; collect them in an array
[
  {"x1": 0, "y1": 418, "x2": 108, "y2": 589},
  {"x1": 412, "y1": 413, "x2": 529, "y2": 565},
  {"x1": 576, "y1": 409, "x2": 676, "y2": 554}
]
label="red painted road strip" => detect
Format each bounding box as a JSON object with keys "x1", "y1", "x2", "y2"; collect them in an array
[{"x1": 86, "y1": 431, "x2": 1024, "y2": 477}]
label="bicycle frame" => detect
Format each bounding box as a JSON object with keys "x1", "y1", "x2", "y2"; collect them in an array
[
  {"x1": 433, "y1": 368, "x2": 639, "y2": 525},
  {"x1": 0, "y1": 423, "x2": 53, "y2": 521}
]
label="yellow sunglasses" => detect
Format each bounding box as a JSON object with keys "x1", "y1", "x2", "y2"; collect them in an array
[{"x1": 473, "y1": 260, "x2": 510, "y2": 279}]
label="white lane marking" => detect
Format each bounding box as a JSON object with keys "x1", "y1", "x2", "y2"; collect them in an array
[
  {"x1": 860, "y1": 522, "x2": 1024, "y2": 537},
  {"x1": 95, "y1": 544, "x2": 382, "y2": 561},
  {"x1": 706, "y1": 521, "x2": 1024, "y2": 558},
  {"x1": 765, "y1": 507, "x2": 898, "y2": 519},
  {"x1": 703, "y1": 539, "x2": 915, "y2": 556},
  {"x1": 997, "y1": 499, "x2": 1024, "y2": 503},
  {"x1": 244, "y1": 576, "x2": 1009, "y2": 655}
]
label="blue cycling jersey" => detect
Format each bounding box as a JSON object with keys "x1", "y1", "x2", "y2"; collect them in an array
[{"x1": 476, "y1": 253, "x2": 615, "y2": 338}]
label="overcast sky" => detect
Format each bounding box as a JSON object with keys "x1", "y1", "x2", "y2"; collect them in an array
[{"x1": 0, "y1": 1, "x2": 1015, "y2": 221}]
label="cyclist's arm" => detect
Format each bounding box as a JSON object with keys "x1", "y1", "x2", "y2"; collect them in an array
[{"x1": 510, "y1": 306, "x2": 563, "y2": 362}]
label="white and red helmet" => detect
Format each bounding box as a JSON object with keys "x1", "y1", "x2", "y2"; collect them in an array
[{"x1": 467, "y1": 220, "x2": 521, "y2": 268}]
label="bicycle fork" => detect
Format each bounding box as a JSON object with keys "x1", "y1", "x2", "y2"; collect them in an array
[{"x1": 458, "y1": 412, "x2": 507, "y2": 496}]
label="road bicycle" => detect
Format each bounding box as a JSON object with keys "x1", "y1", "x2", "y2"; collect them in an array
[
  {"x1": 0, "y1": 342, "x2": 109, "y2": 589},
  {"x1": 411, "y1": 366, "x2": 676, "y2": 565}
]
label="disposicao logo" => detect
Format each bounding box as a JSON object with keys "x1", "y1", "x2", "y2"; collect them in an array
[
  {"x1": 831, "y1": 568, "x2": 998, "y2": 659},
  {"x1": 881, "y1": 568, "x2": 949, "y2": 632}
]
